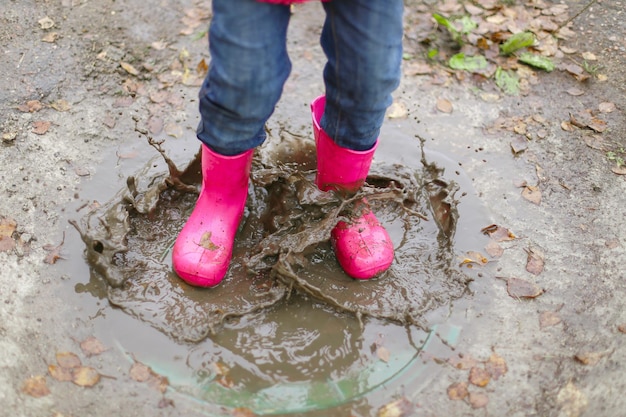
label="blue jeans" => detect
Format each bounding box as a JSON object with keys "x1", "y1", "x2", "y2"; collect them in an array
[{"x1": 197, "y1": 0, "x2": 404, "y2": 155}]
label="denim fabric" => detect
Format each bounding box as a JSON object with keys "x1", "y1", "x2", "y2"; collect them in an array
[{"x1": 197, "y1": 0, "x2": 403, "y2": 155}]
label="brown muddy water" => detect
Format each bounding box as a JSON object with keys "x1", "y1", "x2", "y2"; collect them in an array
[{"x1": 62, "y1": 122, "x2": 493, "y2": 416}]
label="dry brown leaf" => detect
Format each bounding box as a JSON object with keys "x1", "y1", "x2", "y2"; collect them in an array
[
  {"x1": 165, "y1": 123, "x2": 184, "y2": 138},
  {"x1": 539, "y1": 311, "x2": 562, "y2": 329},
  {"x1": 468, "y1": 366, "x2": 490, "y2": 387},
  {"x1": 129, "y1": 362, "x2": 152, "y2": 382},
  {"x1": 525, "y1": 248, "x2": 544, "y2": 275},
  {"x1": 42, "y1": 32, "x2": 59, "y2": 43},
  {"x1": 469, "y1": 391, "x2": 489, "y2": 409},
  {"x1": 485, "y1": 353, "x2": 507, "y2": 380},
  {"x1": 598, "y1": 102, "x2": 616, "y2": 113},
  {"x1": 506, "y1": 277, "x2": 544, "y2": 299},
  {"x1": 18, "y1": 100, "x2": 43, "y2": 113},
  {"x1": 566, "y1": 88, "x2": 585, "y2": 96},
  {"x1": 120, "y1": 62, "x2": 139, "y2": 76},
  {"x1": 377, "y1": 397, "x2": 413, "y2": 417},
  {"x1": 522, "y1": 185, "x2": 542, "y2": 205},
  {"x1": 582, "y1": 134, "x2": 607, "y2": 151},
  {"x1": 481, "y1": 224, "x2": 517, "y2": 241},
  {"x1": 80, "y1": 336, "x2": 108, "y2": 357},
  {"x1": 32, "y1": 121, "x2": 51, "y2": 135},
  {"x1": 197, "y1": 58, "x2": 208, "y2": 76},
  {"x1": 611, "y1": 165, "x2": 626, "y2": 175},
  {"x1": 48, "y1": 364, "x2": 74, "y2": 382},
  {"x1": 50, "y1": 99, "x2": 71, "y2": 112},
  {"x1": 447, "y1": 381, "x2": 469, "y2": 400},
  {"x1": 484, "y1": 240, "x2": 503, "y2": 258},
  {"x1": 377, "y1": 346, "x2": 390, "y2": 363},
  {"x1": 387, "y1": 101, "x2": 408, "y2": 119},
  {"x1": 0, "y1": 236, "x2": 15, "y2": 252},
  {"x1": 38, "y1": 16, "x2": 55, "y2": 29},
  {"x1": 436, "y1": 98, "x2": 453, "y2": 113},
  {"x1": 43, "y1": 233, "x2": 65, "y2": 264},
  {"x1": 72, "y1": 366, "x2": 101, "y2": 387},
  {"x1": 56, "y1": 351, "x2": 81, "y2": 369},
  {"x1": 21, "y1": 376, "x2": 50, "y2": 397},
  {"x1": 147, "y1": 117, "x2": 164, "y2": 135},
  {"x1": 618, "y1": 324, "x2": 626, "y2": 334},
  {"x1": 0, "y1": 217, "x2": 17, "y2": 238}
]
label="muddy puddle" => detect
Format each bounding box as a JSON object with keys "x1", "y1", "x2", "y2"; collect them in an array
[{"x1": 64, "y1": 123, "x2": 493, "y2": 415}]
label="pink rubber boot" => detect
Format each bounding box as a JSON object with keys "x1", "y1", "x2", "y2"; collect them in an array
[
  {"x1": 311, "y1": 96, "x2": 394, "y2": 279},
  {"x1": 172, "y1": 145, "x2": 254, "y2": 287}
]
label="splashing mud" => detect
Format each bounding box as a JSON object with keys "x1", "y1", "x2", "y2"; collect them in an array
[{"x1": 71, "y1": 129, "x2": 486, "y2": 343}]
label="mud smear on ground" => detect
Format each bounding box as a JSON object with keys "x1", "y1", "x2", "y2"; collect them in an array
[{"x1": 71, "y1": 131, "x2": 484, "y2": 343}]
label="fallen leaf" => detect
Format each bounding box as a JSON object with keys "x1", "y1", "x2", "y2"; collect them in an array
[
  {"x1": 165, "y1": 123, "x2": 183, "y2": 138},
  {"x1": 147, "y1": 117, "x2": 164, "y2": 135},
  {"x1": 574, "y1": 351, "x2": 610, "y2": 366},
  {"x1": 436, "y1": 98, "x2": 453, "y2": 113},
  {"x1": 506, "y1": 277, "x2": 544, "y2": 299},
  {"x1": 72, "y1": 366, "x2": 101, "y2": 387},
  {"x1": 151, "y1": 40, "x2": 168, "y2": 50},
  {"x1": 120, "y1": 62, "x2": 140, "y2": 76},
  {"x1": 377, "y1": 346, "x2": 390, "y2": 363},
  {"x1": 510, "y1": 136, "x2": 528, "y2": 154},
  {"x1": 481, "y1": 224, "x2": 517, "y2": 241},
  {"x1": 598, "y1": 102, "x2": 616, "y2": 113},
  {"x1": 0, "y1": 236, "x2": 15, "y2": 252},
  {"x1": 0, "y1": 217, "x2": 17, "y2": 238},
  {"x1": 18, "y1": 100, "x2": 43, "y2": 112},
  {"x1": 618, "y1": 324, "x2": 626, "y2": 334},
  {"x1": 158, "y1": 398, "x2": 175, "y2": 409},
  {"x1": 43, "y1": 233, "x2": 65, "y2": 264},
  {"x1": 56, "y1": 351, "x2": 81, "y2": 369},
  {"x1": 468, "y1": 366, "x2": 490, "y2": 387},
  {"x1": 611, "y1": 165, "x2": 626, "y2": 175},
  {"x1": 581, "y1": 51, "x2": 597, "y2": 61},
  {"x1": 566, "y1": 88, "x2": 585, "y2": 96},
  {"x1": 387, "y1": 101, "x2": 408, "y2": 119},
  {"x1": 539, "y1": 311, "x2": 562, "y2": 329},
  {"x1": 582, "y1": 134, "x2": 607, "y2": 151},
  {"x1": 74, "y1": 166, "x2": 90, "y2": 177},
  {"x1": 460, "y1": 251, "x2": 489, "y2": 266},
  {"x1": 80, "y1": 336, "x2": 108, "y2": 357},
  {"x1": 50, "y1": 100, "x2": 71, "y2": 112},
  {"x1": 197, "y1": 58, "x2": 208, "y2": 76},
  {"x1": 32, "y1": 121, "x2": 51, "y2": 135},
  {"x1": 484, "y1": 241, "x2": 503, "y2": 258},
  {"x1": 556, "y1": 381, "x2": 588, "y2": 417},
  {"x1": 377, "y1": 397, "x2": 413, "y2": 417},
  {"x1": 48, "y1": 364, "x2": 74, "y2": 382},
  {"x1": 38, "y1": 16, "x2": 55, "y2": 30},
  {"x1": 522, "y1": 185, "x2": 542, "y2": 205},
  {"x1": 447, "y1": 381, "x2": 469, "y2": 400},
  {"x1": 469, "y1": 391, "x2": 489, "y2": 409},
  {"x1": 21, "y1": 376, "x2": 50, "y2": 397},
  {"x1": 485, "y1": 353, "x2": 507, "y2": 380},
  {"x1": 129, "y1": 362, "x2": 152, "y2": 382},
  {"x1": 525, "y1": 247, "x2": 544, "y2": 275},
  {"x1": 42, "y1": 32, "x2": 59, "y2": 43}
]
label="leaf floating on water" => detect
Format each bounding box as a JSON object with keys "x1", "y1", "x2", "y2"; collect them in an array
[
  {"x1": 48, "y1": 364, "x2": 74, "y2": 382},
  {"x1": 447, "y1": 381, "x2": 469, "y2": 400},
  {"x1": 506, "y1": 277, "x2": 544, "y2": 299},
  {"x1": 481, "y1": 224, "x2": 517, "y2": 242},
  {"x1": 21, "y1": 375, "x2": 50, "y2": 398},
  {"x1": 56, "y1": 351, "x2": 82, "y2": 369},
  {"x1": 130, "y1": 362, "x2": 152, "y2": 382},
  {"x1": 484, "y1": 241, "x2": 503, "y2": 258},
  {"x1": 377, "y1": 346, "x2": 391, "y2": 363}
]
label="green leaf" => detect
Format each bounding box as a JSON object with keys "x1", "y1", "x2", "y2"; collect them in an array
[
  {"x1": 495, "y1": 67, "x2": 520, "y2": 95},
  {"x1": 427, "y1": 49, "x2": 439, "y2": 60},
  {"x1": 500, "y1": 32, "x2": 535, "y2": 55},
  {"x1": 518, "y1": 52, "x2": 555, "y2": 72},
  {"x1": 459, "y1": 16, "x2": 478, "y2": 34},
  {"x1": 433, "y1": 13, "x2": 462, "y2": 44},
  {"x1": 449, "y1": 53, "x2": 488, "y2": 72}
]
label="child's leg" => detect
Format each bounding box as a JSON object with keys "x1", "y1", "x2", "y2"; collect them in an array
[
  {"x1": 319, "y1": 0, "x2": 404, "y2": 150},
  {"x1": 197, "y1": 0, "x2": 292, "y2": 156}
]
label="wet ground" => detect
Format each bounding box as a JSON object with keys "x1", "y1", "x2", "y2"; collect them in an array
[{"x1": 1, "y1": 0, "x2": 626, "y2": 416}]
